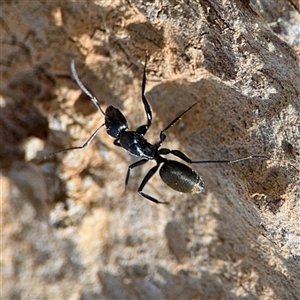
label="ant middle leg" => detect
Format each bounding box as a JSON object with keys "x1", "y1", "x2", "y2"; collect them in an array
[{"x1": 155, "y1": 102, "x2": 199, "y2": 146}]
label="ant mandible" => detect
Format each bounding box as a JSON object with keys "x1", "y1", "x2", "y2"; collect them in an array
[{"x1": 47, "y1": 56, "x2": 266, "y2": 204}]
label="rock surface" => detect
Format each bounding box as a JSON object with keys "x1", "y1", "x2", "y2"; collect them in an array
[{"x1": 1, "y1": 0, "x2": 299, "y2": 299}]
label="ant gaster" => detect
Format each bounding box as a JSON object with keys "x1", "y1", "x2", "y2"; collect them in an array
[{"x1": 47, "y1": 56, "x2": 266, "y2": 204}]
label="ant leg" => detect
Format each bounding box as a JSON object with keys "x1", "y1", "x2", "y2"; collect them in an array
[
  {"x1": 113, "y1": 139, "x2": 122, "y2": 147},
  {"x1": 137, "y1": 54, "x2": 152, "y2": 135},
  {"x1": 156, "y1": 102, "x2": 199, "y2": 145},
  {"x1": 138, "y1": 164, "x2": 169, "y2": 204},
  {"x1": 125, "y1": 159, "x2": 149, "y2": 186},
  {"x1": 159, "y1": 148, "x2": 193, "y2": 163},
  {"x1": 70, "y1": 60, "x2": 106, "y2": 115},
  {"x1": 44, "y1": 123, "x2": 105, "y2": 159},
  {"x1": 191, "y1": 154, "x2": 269, "y2": 164},
  {"x1": 159, "y1": 148, "x2": 268, "y2": 164}
]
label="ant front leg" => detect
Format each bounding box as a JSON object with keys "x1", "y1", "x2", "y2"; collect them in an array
[
  {"x1": 136, "y1": 54, "x2": 152, "y2": 136},
  {"x1": 138, "y1": 164, "x2": 169, "y2": 204}
]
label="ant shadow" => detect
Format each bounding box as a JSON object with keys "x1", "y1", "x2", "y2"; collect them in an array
[
  {"x1": 2, "y1": 0, "x2": 299, "y2": 298},
  {"x1": 146, "y1": 77, "x2": 298, "y2": 297}
]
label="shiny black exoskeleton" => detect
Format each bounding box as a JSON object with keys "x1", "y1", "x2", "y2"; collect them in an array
[{"x1": 47, "y1": 56, "x2": 265, "y2": 204}]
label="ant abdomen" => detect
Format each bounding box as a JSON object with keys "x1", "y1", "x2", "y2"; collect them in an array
[{"x1": 159, "y1": 160, "x2": 205, "y2": 194}]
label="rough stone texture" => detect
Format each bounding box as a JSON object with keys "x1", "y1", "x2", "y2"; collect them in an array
[{"x1": 1, "y1": 0, "x2": 299, "y2": 299}]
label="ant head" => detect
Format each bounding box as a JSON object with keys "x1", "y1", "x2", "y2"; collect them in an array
[{"x1": 105, "y1": 106, "x2": 128, "y2": 138}]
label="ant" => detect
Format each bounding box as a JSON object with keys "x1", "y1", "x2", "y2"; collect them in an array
[{"x1": 46, "y1": 56, "x2": 267, "y2": 204}]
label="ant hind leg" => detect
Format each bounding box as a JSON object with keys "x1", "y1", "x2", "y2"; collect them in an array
[{"x1": 138, "y1": 164, "x2": 169, "y2": 204}]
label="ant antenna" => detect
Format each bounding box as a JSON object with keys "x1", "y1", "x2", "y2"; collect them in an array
[
  {"x1": 43, "y1": 123, "x2": 105, "y2": 159},
  {"x1": 44, "y1": 61, "x2": 107, "y2": 159},
  {"x1": 70, "y1": 60, "x2": 106, "y2": 115}
]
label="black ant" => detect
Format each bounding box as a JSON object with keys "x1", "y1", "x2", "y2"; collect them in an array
[{"x1": 46, "y1": 56, "x2": 267, "y2": 204}]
